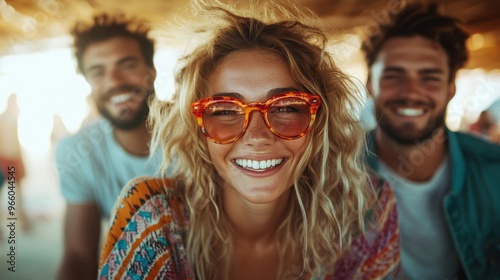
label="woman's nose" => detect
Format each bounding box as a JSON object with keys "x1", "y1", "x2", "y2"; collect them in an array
[{"x1": 241, "y1": 111, "x2": 275, "y2": 146}]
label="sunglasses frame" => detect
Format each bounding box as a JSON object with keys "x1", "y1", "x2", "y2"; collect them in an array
[{"x1": 191, "y1": 91, "x2": 321, "y2": 144}]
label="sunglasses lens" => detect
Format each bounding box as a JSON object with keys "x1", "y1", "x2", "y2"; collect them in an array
[
  {"x1": 269, "y1": 97, "x2": 311, "y2": 138},
  {"x1": 198, "y1": 95, "x2": 316, "y2": 143},
  {"x1": 203, "y1": 102, "x2": 245, "y2": 142}
]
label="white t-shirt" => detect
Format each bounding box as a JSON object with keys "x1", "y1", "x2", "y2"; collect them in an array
[
  {"x1": 55, "y1": 120, "x2": 162, "y2": 218},
  {"x1": 378, "y1": 157, "x2": 461, "y2": 280}
]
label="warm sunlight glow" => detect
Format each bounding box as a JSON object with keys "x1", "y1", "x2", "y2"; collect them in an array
[
  {"x1": 154, "y1": 48, "x2": 181, "y2": 101},
  {"x1": 0, "y1": 41, "x2": 180, "y2": 223},
  {"x1": 0, "y1": 45, "x2": 179, "y2": 159},
  {"x1": 467, "y1": 33, "x2": 485, "y2": 51},
  {"x1": 0, "y1": 48, "x2": 89, "y2": 158},
  {"x1": 448, "y1": 69, "x2": 500, "y2": 130}
]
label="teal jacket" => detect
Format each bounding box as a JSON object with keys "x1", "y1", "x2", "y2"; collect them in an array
[
  {"x1": 0, "y1": 166, "x2": 4, "y2": 187},
  {"x1": 366, "y1": 129, "x2": 500, "y2": 280}
]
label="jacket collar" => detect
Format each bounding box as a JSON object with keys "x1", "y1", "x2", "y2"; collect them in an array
[
  {"x1": 446, "y1": 128, "x2": 465, "y2": 194},
  {"x1": 366, "y1": 128, "x2": 465, "y2": 194}
]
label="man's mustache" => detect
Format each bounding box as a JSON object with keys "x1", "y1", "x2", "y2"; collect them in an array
[
  {"x1": 386, "y1": 99, "x2": 432, "y2": 107},
  {"x1": 102, "y1": 85, "x2": 148, "y2": 101}
]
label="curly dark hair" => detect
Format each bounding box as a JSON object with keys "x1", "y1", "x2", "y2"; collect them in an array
[
  {"x1": 361, "y1": 2, "x2": 469, "y2": 81},
  {"x1": 71, "y1": 13, "x2": 155, "y2": 74}
]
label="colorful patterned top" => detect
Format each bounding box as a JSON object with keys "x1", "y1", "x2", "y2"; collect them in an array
[{"x1": 99, "y1": 176, "x2": 402, "y2": 280}]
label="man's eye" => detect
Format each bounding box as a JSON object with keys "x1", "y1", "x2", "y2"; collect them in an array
[
  {"x1": 382, "y1": 75, "x2": 400, "y2": 80},
  {"x1": 87, "y1": 71, "x2": 104, "y2": 80},
  {"x1": 122, "y1": 62, "x2": 137, "y2": 70},
  {"x1": 422, "y1": 76, "x2": 441, "y2": 82}
]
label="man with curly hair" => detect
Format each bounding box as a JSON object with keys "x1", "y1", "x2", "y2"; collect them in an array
[
  {"x1": 55, "y1": 13, "x2": 160, "y2": 280},
  {"x1": 362, "y1": 2, "x2": 500, "y2": 279}
]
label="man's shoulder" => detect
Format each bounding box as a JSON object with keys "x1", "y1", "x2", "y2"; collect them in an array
[
  {"x1": 57, "y1": 120, "x2": 111, "y2": 146},
  {"x1": 55, "y1": 120, "x2": 113, "y2": 162},
  {"x1": 451, "y1": 130, "x2": 500, "y2": 162},
  {"x1": 54, "y1": 121, "x2": 117, "y2": 183}
]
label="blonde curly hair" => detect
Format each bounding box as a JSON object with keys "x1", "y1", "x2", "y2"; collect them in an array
[{"x1": 149, "y1": 1, "x2": 375, "y2": 278}]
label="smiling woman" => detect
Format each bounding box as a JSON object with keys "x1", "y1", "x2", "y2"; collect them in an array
[{"x1": 98, "y1": 1, "x2": 401, "y2": 279}]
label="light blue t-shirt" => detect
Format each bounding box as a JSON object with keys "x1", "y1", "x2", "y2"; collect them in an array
[{"x1": 55, "y1": 120, "x2": 161, "y2": 218}]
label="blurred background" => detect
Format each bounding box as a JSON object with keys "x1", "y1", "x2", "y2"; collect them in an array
[{"x1": 0, "y1": 0, "x2": 499, "y2": 279}]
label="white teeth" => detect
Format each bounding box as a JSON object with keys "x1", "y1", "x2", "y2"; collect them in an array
[
  {"x1": 398, "y1": 108, "x2": 424, "y2": 117},
  {"x1": 110, "y1": 93, "x2": 132, "y2": 104},
  {"x1": 235, "y1": 158, "x2": 284, "y2": 171},
  {"x1": 253, "y1": 161, "x2": 259, "y2": 169}
]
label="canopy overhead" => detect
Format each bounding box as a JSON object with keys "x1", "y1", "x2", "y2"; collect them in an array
[{"x1": 1, "y1": 0, "x2": 499, "y2": 69}]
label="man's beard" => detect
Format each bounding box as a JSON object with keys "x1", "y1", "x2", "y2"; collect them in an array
[
  {"x1": 96, "y1": 85, "x2": 154, "y2": 130},
  {"x1": 375, "y1": 103, "x2": 446, "y2": 145}
]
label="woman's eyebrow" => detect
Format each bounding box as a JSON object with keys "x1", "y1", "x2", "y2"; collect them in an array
[
  {"x1": 212, "y1": 87, "x2": 301, "y2": 100},
  {"x1": 267, "y1": 87, "x2": 301, "y2": 97},
  {"x1": 212, "y1": 92, "x2": 243, "y2": 99}
]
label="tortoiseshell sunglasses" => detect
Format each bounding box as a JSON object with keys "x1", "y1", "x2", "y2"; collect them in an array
[{"x1": 191, "y1": 92, "x2": 321, "y2": 144}]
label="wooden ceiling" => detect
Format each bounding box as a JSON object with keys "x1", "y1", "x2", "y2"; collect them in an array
[{"x1": 1, "y1": 0, "x2": 499, "y2": 70}]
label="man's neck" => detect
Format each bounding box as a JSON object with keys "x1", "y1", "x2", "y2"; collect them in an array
[
  {"x1": 376, "y1": 128, "x2": 448, "y2": 182},
  {"x1": 113, "y1": 123, "x2": 151, "y2": 157}
]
